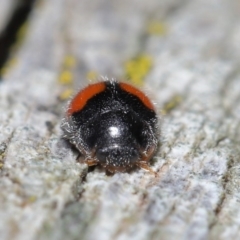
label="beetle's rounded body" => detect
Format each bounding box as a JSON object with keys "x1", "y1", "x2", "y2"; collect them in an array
[{"x1": 61, "y1": 80, "x2": 159, "y2": 173}]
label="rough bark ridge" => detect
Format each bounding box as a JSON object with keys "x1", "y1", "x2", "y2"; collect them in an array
[{"x1": 0, "y1": 0, "x2": 240, "y2": 240}]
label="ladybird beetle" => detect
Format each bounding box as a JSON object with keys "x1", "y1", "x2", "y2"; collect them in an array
[{"x1": 61, "y1": 79, "x2": 159, "y2": 173}]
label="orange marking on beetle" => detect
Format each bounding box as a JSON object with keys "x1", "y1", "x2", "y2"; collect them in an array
[
  {"x1": 119, "y1": 82, "x2": 155, "y2": 110},
  {"x1": 67, "y1": 82, "x2": 106, "y2": 115}
]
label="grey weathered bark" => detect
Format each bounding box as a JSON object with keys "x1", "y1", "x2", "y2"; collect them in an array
[{"x1": 0, "y1": 0, "x2": 240, "y2": 240}]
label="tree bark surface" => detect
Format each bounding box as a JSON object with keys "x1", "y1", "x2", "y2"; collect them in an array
[{"x1": 0, "y1": 0, "x2": 240, "y2": 240}]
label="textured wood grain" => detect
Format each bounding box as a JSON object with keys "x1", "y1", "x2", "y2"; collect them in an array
[{"x1": 0, "y1": 0, "x2": 240, "y2": 240}]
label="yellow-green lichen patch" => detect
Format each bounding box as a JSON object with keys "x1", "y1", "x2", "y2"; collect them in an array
[
  {"x1": 161, "y1": 94, "x2": 183, "y2": 115},
  {"x1": 0, "y1": 22, "x2": 29, "y2": 77},
  {"x1": 62, "y1": 55, "x2": 76, "y2": 68},
  {"x1": 0, "y1": 57, "x2": 18, "y2": 77},
  {"x1": 124, "y1": 54, "x2": 152, "y2": 86},
  {"x1": 12, "y1": 22, "x2": 29, "y2": 52},
  {"x1": 86, "y1": 71, "x2": 99, "y2": 81},
  {"x1": 147, "y1": 21, "x2": 168, "y2": 36},
  {"x1": 59, "y1": 70, "x2": 73, "y2": 85},
  {"x1": 58, "y1": 55, "x2": 76, "y2": 99},
  {"x1": 58, "y1": 55, "x2": 76, "y2": 85},
  {"x1": 59, "y1": 88, "x2": 74, "y2": 101}
]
